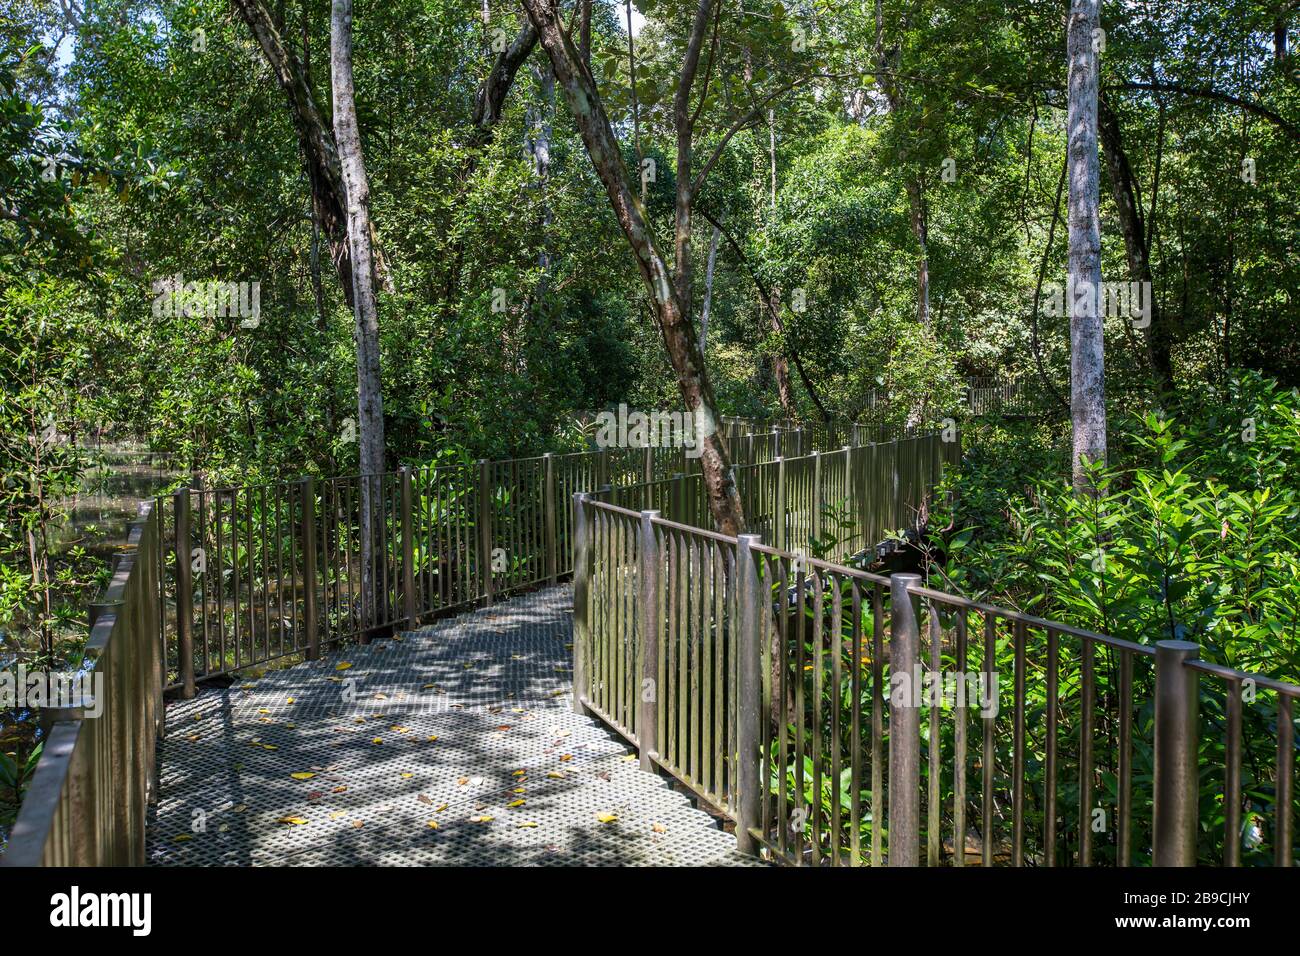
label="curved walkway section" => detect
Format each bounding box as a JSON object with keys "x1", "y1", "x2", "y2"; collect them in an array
[{"x1": 147, "y1": 587, "x2": 755, "y2": 866}]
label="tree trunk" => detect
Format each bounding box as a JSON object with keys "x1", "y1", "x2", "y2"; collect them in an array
[
  {"x1": 519, "y1": 0, "x2": 744, "y2": 535},
  {"x1": 700, "y1": 222, "x2": 719, "y2": 357},
  {"x1": 331, "y1": 0, "x2": 386, "y2": 627},
  {"x1": 765, "y1": 111, "x2": 797, "y2": 418},
  {"x1": 1098, "y1": 96, "x2": 1175, "y2": 395},
  {"x1": 1066, "y1": 0, "x2": 1107, "y2": 491},
  {"x1": 233, "y1": 0, "x2": 390, "y2": 305}
]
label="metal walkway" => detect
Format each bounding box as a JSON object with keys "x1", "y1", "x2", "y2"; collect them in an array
[{"x1": 146, "y1": 586, "x2": 756, "y2": 866}]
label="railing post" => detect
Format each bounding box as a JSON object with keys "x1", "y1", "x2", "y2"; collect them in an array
[
  {"x1": 597, "y1": 447, "x2": 609, "y2": 489},
  {"x1": 774, "y1": 456, "x2": 786, "y2": 552},
  {"x1": 1152, "y1": 639, "x2": 1200, "y2": 866},
  {"x1": 544, "y1": 453, "x2": 557, "y2": 584},
  {"x1": 300, "y1": 477, "x2": 319, "y2": 661},
  {"x1": 173, "y1": 486, "x2": 195, "y2": 699},
  {"x1": 889, "y1": 573, "x2": 922, "y2": 866},
  {"x1": 671, "y1": 472, "x2": 685, "y2": 524},
  {"x1": 812, "y1": 450, "x2": 823, "y2": 544},
  {"x1": 642, "y1": 443, "x2": 654, "y2": 485},
  {"x1": 571, "y1": 492, "x2": 591, "y2": 716},
  {"x1": 477, "y1": 459, "x2": 493, "y2": 606},
  {"x1": 735, "y1": 532, "x2": 763, "y2": 856},
  {"x1": 638, "y1": 510, "x2": 660, "y2": 772},
  {"x1": 842, "y1": 446, "x2": 855, "y2": 550},
  {"x1": 772, "y1": 427, "x2": 781, "y2": 459},
  {"x1": 400, "y1": 466, "x2": 416, "y2": 628}
]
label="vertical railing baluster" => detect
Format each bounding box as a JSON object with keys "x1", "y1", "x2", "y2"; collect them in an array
[
  {"x1": 401, "y1": 465, "x2": 415, "y2": 628},
  {"x1": 1118, "y1": 648, "x2": 1133, "y2": 866},
  {"x1": 174, "y1": 487, "x2": 195, "y2": 698},
  {"x1": 1045, "y1": 627, "x2": 1059, "y2": 866},
  {"x1": 735, "y1": 532, "x2": 762, "y2": 856},
  {"x1": 639, "y1": 512, "x2": 660, "y2": 775},
  {"x1": 477, "y1": 459, "x2": 493, "y2": 606},
  {"x1": 1011, "y1": 618, "x2": 1026, "y2": 866},
  {"x1": 1275, "y1": 695, "x2": 1294, "y2": 867},
  {"x1": 301, "y1": 477, "x2": 318, "y2": 661},
  {"x1": 571, "y1": 493, "x2": 590, "y2": 716},
  {"x1": 1224, "y1": 676, "x2": 1242, "y2": 867}
]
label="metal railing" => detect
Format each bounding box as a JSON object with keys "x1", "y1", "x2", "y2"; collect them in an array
[
  {"x1": 2, "y1": 412, "x2": 904, "y2": 866},
  {"x1": 572, "y1": 502, "x2": 1300, "y2": 867},
  {"x1": 588, "y1": 432, "x2": 953, "y2": 565},
  {"x1": 155, "y1": 420, "x2": 910, "y2": 694},
  {"x1": 3, "y1": 503, "x2": 163, "y2": 866}
]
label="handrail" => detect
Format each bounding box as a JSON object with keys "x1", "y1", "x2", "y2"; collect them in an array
[
  {"x1": 574, "y1": 468, "x2": 1299, "y2": 867},
  {"x1": 3, "y1": 502, "x2": 163, "y2": 867},
  {"x1": 155, "y1": 418, "x2": 911, "y2": 691}
]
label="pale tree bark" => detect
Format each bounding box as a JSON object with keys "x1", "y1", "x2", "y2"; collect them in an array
[
  {"x1": 331, "y1": 0, "x2": 386, "y2": 629},
  {"x1": 1067, "y1": 0, "x2": 1107, "y2": 491},
  {"x1": 232, "y1": 0, "x2": 391, "y2": 305},
  {"x1": 519, "y1": 0, "x2": 745, "y2": 534}
]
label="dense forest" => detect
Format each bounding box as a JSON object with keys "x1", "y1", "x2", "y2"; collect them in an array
[{"x1": 1, "y1": 0, "x2": 1298, "y2": 855}]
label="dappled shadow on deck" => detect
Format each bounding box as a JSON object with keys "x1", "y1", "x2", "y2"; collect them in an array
[{"x1": 146, "y1": 587, "x2": 756, "y2": 867}]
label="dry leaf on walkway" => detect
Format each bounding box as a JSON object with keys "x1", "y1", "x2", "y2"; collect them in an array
[
  {"x1": 290, "y1": 772, "x2": 315, "y2": 780},
  {"x1": 278, "y1": 816, "x2": 309, "y2": 825},
  {"x1": 595, "y1": 812, "x2": 618, "y2": 824}
]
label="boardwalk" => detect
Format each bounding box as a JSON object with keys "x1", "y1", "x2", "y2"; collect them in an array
[{"x1": 146, "y1": 587, "x2": 756, "y2": 866}]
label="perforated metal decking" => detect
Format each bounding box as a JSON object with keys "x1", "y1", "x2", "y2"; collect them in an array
[{"x1": 147, "y1": 587, "x2": 757, "y2": 866}]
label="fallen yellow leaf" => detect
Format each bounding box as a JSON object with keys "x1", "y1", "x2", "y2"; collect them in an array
[
  {"x1": 278, "y1": 816, "x2": 310, "y2": 825},
  {"x1": 507, "y1": 799, "x2": 525, "y2": 808},
  {"x1": 427, "y1": 820, "x2": 440, "y2": 829},
  {"x1": 336, "y1": 662, "x2": 353, "y2": 671},
  {"x1": 516, "y1": 821, "x2": 539, "y2": 829},
  {"x1": 290, "y1": 772, "x2": 316, "y2": 780},
  {"x1": 596, "y1": 812, "x2": 618, "y2": 824}
]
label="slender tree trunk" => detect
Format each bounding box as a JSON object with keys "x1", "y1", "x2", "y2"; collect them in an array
[
  {"x1": 519, "y1": 0, "x2": 744, "y2": 534},
  {"x1": 700, "y1": 222, "x2": 719, "y2": 356},
  {"x1": 1066, "y1": 0, "x2": 1107, "y2": 491},
  {"x1": 1098, "y1": 96, "x2": 1175, "y2": 395},
  {"x1": 765, "y1": 110, "x2": 797, "y2": 418},
  {"x1": 233, "y1": 0, "x2": 390, "y2": 304},
  {"x1": 331, "y1": 0, "x2": 386, "y2": 628}
]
